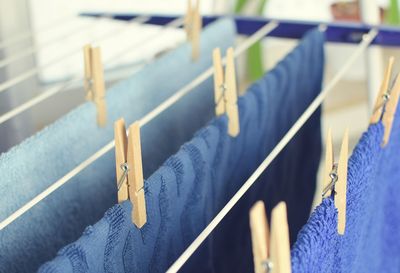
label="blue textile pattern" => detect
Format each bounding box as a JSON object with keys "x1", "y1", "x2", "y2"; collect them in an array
[
  {"x1": 39, "y1": 28, "x2": 324, "y2": 273},
  {"x1": 0, "y1": 19, "x2": 236, "y2": 273},
  {"x1": 291, "y1": 124, "x2": 383, "y2": 273},
  {"x1": 291, "y1": 101, "x2": 400, "y2": 272},
  {"x1": 377, "y1": 103, "x2": 400, "y2": 273},
  {"x1": 201, "y1": 28, "x2": 324, "y2": 273}
]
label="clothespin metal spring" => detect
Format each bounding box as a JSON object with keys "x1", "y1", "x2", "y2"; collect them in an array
[
  {"x1": 117, "y1": 163, "x2": 130, "y2": 190},
  {"x1": 322, "y1": 163, "x2": 338, "y2": 198},
  {"x1": 261, "y1": 260, "x2": 273, "y2": 273}
]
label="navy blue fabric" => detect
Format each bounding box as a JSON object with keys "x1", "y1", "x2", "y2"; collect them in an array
[
  {"x1": 199, "y1": 28, "x2": 324, "y2": 273},
  {"x1": 0, "y1": 19, "x2": 236, "y2": 273},
  {"x1": 39, "y1": 28, "x2": 324, "y2": 273},
  {"x1": 291, "y1": 101, "x2": 400, "y2": 273}
]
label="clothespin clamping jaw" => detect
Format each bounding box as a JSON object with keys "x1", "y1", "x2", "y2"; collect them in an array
[
  {"x1": 184, "y1": 0, "x2": 202, "y2": 60},
  {"x1": 250, "y1": 201, "x2": 291, "y2": 273},
  {"x1": 83, "y1": 44, "x2": 107, "y2": 127},
  {"x1": 213, "y1": 47, "x2": 240, "y2": 137},
  {"x1": 114, "y1": 119, "x2": 147, "y2": 228},
  {"x1": 322, "y1": 128, "x2": 349, "y2": 235},
  {"x1": 370, "y1": 57, "x2": 400, "y2": 146}
]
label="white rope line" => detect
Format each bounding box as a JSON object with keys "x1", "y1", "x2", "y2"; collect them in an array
[
  {"x1": 0, "y1": 20, "x2": 279, "y2": 231},
  {"x1": 104, "y1": 17, "x2": 185, "y2": 68},
  {"x1": 0, "y1": 17, "x2": 184, "y2": 126},
  {"x1": 141, "y1": 21, "x2": 279, "y2": 126},
  {"x1": 0, "y1": 19, "x2": 97, "y2": 69},
  {"x1": 166, "y1": 28, "x2": 378, "y2": 273},
  {"x1": 0, "y1": 16, "x2": 150, "y2": 93},
  {"x1": 0, "y1": 15, "x2": 76, "y2": 50}
]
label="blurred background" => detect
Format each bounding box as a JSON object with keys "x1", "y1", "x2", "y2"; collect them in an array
[{"x1": 0, "y1": 0, "x2": 399, "y2": 158}]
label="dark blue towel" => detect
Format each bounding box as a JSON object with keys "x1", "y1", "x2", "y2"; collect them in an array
[
  {"x1": 203, "y1": 28, "x2": 324, "y2": 273},
  {"x1": 291, "y1": 99, "x2": 400, "y2": 273},
  {"x1": 0, "y1": 19, "x2": 236, "y2": 273},
  {"x1": 39, "y1": 28, "x2": 324, "y2": 273}
]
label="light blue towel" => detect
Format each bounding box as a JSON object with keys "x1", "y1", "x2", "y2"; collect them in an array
[{"x1": 0, "y1": 18, "x2": 236, "y2": 273}]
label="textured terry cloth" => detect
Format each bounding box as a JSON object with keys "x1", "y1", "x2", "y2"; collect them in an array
[
  {"x1": 291, "y1": 123, "x2": 384, "y2": 273},
  {"x1": 39, "y1": 138, "x2": 215, "y2": 273},
  {"x1": 376, "y1": 105, "x2": 400, "y2": 273},
  {"x1": 0, "y1": 19, "x2": 236, "y2": 273},
  {"x1": 201, "y1": 28, "x2": 324, "y2": 273},
  {"x1": 39, "y1": 28, "x2": 324, "y2": 273},
  {"x1": 291, "y1": 101, "x2": 400, "y2": 273}
]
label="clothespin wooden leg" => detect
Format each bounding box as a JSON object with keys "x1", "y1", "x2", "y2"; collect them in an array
[
  {"x1": 114, "y1": 119, "x2": 129, "y2": 203},
  {"x1": 213, "y1": 48, "x2": 225, "y2": 116},
  {"x1": 83, "y1": 45, "x2": 94, "y2": 101},
  {"x1": 184, "y1": 0, "x2": 193, "y2": 42},
  {"x1": 83, "y1": 45, "x2": 107, "y2": 127},
  {"x1": 191, "y1": 0, "x2": 201, "y2": 60},
  {"x1": 185, "y1": 0, "x2": 202, "y2": 61},
  {"x1": 225, "y1": 47, "x2": 240, "y2": 137},
  {"x1": 270, "y1": 202, "x2": 291, "y2": 273},
  {"x1": 336, "y1": 128, "x2": 348, "y2": 235},
  {"x1": 322, "y1": 128, "x2": 334, "y2": 199},
  {"x1": 250, "y1": 201, "x2": 270, "y2": 273},
  {"x1": 91, "y1": 47, "x2": 107, "y2": 127},
  {"x1": 382, "y1": 73, "x2": 400, "y2": 146},
  {"x1": 127, "y1": 122, "x2": 146, "y2": 228}
]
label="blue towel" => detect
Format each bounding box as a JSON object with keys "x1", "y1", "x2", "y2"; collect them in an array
[
  {"x1": 0, "y1": 19, "x2": 236, "y2": 273},
  {"x1": 39, "y1": 28, "x2": 324, "y2": 273},
  {"x1": 206, "y1": 28, "x2": 324, "y2": 273},
  {"x1": 291, "y1": 98, "x2": 400, "y2": 272},
  {"x1": 39, "y1": 131, "x2": 218, "y2": 273}
]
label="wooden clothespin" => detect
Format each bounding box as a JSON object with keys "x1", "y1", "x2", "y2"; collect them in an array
[
  {"x1": 382, "y1": 73, "x2": 400, "y2": 146},
  {"x1": 250, "y1": 201, "x2": 270, "y2": 273},
  {"x1": 322, "y1": 128, "x2": 349, "y2": 235},
  {"x1": 184, "y1": 0, "x2": 202, "y2": 60},
  {"x1": 83, "y1": 44, "x2": 107, "y2": 127},
  {"x1": 370, "y1": 57, "x2": 394, "y2": 124},
  {"x1": 114, "y1": 119, "x2": 147, "y2": 228},
  {"x1": 212, "y1": 47, "x2": 240, "y2": 137},
  {"x1": 370, "y1": 57, "x2": 400, "y2": 146},
  {"x1": 250, "y1": 201, "x2": 291, "y2": 273}
]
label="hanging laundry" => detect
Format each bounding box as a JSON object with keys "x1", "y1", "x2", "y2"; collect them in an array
[
  {"x1": 39, "y1": 28, "x2": 325, "y2": 273},
  {"x1": 0, "y1": 18, "x2": 236, "y2": 273},
  {"x1": 207, "y1": 28, "x2": 324, "y2": 273},
  {"x1": 291, "y1": 101, "x2": 400, "y2": 272}
]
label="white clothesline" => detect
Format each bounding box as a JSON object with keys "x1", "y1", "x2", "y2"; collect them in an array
[
  {"x1": 0, "y1": 16, "x2": 150, "y2": 94},
  {"x1": 0, "y1": 14, "x2": 76, "y2": 51},
  {"x1": 0, "y1": 20, "x2": 280, "y2": 231},
  {"x1": 166, "y1": 28, "x2": 378, "y2": 273},
  {"x1": 0, "y1": 17, "x2": 184, "y2": 126},
  {"x1": 0, "y1": 18, "x2": 98, "y2": 69}
]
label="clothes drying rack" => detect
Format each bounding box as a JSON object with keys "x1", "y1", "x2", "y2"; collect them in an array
[{"x1": 0, "y1": 13, "x2": 399, "y2": 272}]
